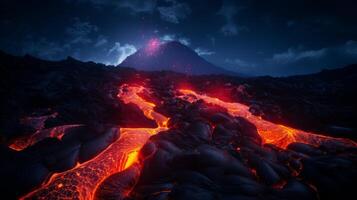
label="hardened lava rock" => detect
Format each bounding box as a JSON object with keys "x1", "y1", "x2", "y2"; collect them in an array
[
  {"x1": 118, "y1": 98, "x2": 357, "y2": 200},
  {"x1": 1, "y1": 125, "x2": 120, "y2": 199}
]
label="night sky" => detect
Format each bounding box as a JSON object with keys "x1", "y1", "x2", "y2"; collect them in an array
[{"x1": 1, "y1": 0, "x2": 357, "y2": 76}]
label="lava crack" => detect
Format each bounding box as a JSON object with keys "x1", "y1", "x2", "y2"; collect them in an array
[{"x1": 20, "y1": 85, "x2": 169, "y2": 200}]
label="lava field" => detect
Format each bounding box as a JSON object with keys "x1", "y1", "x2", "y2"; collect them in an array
[{"x1": 1, "y1": 53, "x2": 357, "y2": 200}]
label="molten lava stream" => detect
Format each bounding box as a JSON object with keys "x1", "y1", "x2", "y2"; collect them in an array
[
  {"x1": 179, "y1": 89, "x2": 356, "y2": 149},
  {"x1": 9, "y1": 124, "x2": 82, "y2": 151},
  {"x1": 21, "y1": 85, "x2": 169, "y2": 200}
]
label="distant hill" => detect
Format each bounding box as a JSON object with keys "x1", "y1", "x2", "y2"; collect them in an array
[{"x1": 119, "y1": 41, "x2": 237, "y2": 76}]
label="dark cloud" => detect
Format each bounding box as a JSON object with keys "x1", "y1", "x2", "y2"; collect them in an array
[
  {"x1": 117, "y1": 0, "x2": 156, "y2": 13},
  {"x1": 217, "y1": 1, "x2": 248, "y2": 36},
  {"x1": 264, "y1": 41, "x2": 357, "y2": 76},
  {"x1": 70, "y1": 0, "x2": 191, "y2": 24},
  {"x1": 195, "y1": 48, "x2": 215, "y2": 56},
  {"x1": 107, "y1": 42, "x2": 137, "y2": 65},
  {"x1": 160, "y1": 34, "x2": 190, "y2": 46},
  {"x1": 68, "y1": 0, "x2": 156, "y2": 12},
  {"x1": 66, "y1": 18, "x2": 98, "y2": 44},
  {"x1": 1, "y1": 0, "x2": 357, "y2": 76},
  {"x1": 271, "y1": 48, "x2": 327, "y2": 64},
  {"x1": 94, "y1": 35, "x2": 108, "y2": 47},
  {"x1": 157, "y1": 0, "x2": 191, "y2": 23}
]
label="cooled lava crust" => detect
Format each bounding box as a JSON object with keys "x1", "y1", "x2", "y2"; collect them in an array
[
  {"x1": 4, "y1": 83, "x2": 356, "y2": 200},
  {"x1": 1, "y1": 54, "x2": 357, "y2": 200}
]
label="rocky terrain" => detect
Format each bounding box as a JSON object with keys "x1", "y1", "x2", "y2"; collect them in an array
[{"x1": 0, "y1": 51, "x2": 357, "y2": 200}]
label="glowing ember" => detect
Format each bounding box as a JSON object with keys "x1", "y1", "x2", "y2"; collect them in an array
[
  {"x1": 20, "y1": 85, "x2": 169, "y2": 200},
  {"x1": 145, "y1": 38, "x2": 161, "y2": 55},
  {"x1": 178, "y1": 89, "x2": 356, "y2": 149}
]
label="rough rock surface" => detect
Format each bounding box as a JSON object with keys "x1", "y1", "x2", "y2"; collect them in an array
[
  {"x1": 0, "y1": 51, "x2": 357, "y2": 199},
  {"x1": 115, "y1": 94, "x2": 357, "y2": 200}
]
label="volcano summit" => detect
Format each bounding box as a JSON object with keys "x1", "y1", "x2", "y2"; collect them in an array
[{"x1": 120, "y1": 41, "x2": 235, "y2": 76}]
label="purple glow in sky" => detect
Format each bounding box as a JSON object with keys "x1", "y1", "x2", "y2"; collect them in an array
[{"x1": 145, "y1": 38, "x2": 161, "y2": 55}]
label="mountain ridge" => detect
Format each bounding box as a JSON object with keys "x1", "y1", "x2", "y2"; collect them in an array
[{"x1": 119, "y1": 41, "x2": 239, "y2": 76}]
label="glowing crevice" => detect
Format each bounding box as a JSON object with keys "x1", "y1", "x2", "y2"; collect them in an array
[
  {"x1": 178, "y1": 89, "x2": 356, "y2": 149},
  {"x1": 20, "y1": 85, "x2": 169, "y2": 200}
]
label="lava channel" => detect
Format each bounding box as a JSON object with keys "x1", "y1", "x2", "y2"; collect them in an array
[
  {"x1": 178, "y1": 89, "x2": 357, "y2": 149},
  {"x1": 20, "y1": 85, "x2": 169, "y2": 200},
  {"x1": 9, "y1": 124, "x2": 82, "y2": 151}
]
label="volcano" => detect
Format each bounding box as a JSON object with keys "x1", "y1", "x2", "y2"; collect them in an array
[{"x1": 120, "y1": 41, "x2": 235, "y2": 75}]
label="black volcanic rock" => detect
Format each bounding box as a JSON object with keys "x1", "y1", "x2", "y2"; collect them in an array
[
  {"x1": 1, "y1": 50, "x2": 357, "y2": 200},
  {"x1": 120, "y1": 41, "x2": 235, "y2": 75}
]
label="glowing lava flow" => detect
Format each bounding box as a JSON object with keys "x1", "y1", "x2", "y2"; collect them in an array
[
  {"x1": 9, "y1": 124, "x2": 82, "y2": 151},
  {"x1": 179, "y1": 89, "x2": 356, "y2": 149},
  {"x1": 21, "y1": 85, "x2": 169, "y2": 200}
]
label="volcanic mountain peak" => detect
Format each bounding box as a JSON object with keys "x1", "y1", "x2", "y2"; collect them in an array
[{"x1": 120, "y1": 41, "x2": 235, "y2": 75}]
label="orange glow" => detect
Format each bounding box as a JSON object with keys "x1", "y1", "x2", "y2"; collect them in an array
[
  {"x1": 124, "y1": 150, "x2": 139, "y2": 170},
  {"x1": 17, "y1": 85, "x2": 357, "y2": 200},
  {"x1": 178, "y1": 89, "x2": 356, "y2": 149},
  {"x1": 20, "y1": 85, "x2": 169, "y2": 200},
  {"x1": 9, "y1": 124, "x2": 82, "y2": 151}
]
